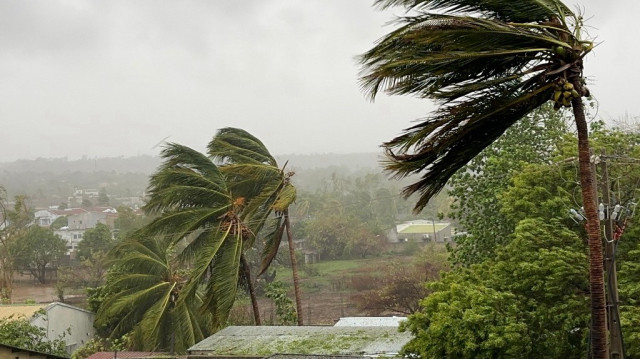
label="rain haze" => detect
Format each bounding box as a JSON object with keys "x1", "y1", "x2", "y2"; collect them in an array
[{"x1": 0, "y1": 0, "x2": 637, "y2": 162}]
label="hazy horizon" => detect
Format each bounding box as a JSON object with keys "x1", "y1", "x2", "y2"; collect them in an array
[{"x1": 2, "y1": 1, "x2": 638, "y2": 162}]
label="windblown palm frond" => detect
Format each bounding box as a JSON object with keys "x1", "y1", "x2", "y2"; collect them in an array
[
  {"x1": 373, "y1": 0, "x2": 573, "y2": 23},
  {"x1": 140, "y1": 141, "x2": 254, "y2": 329},
  {"x1": 208, "y1": 128, "x2": 297, "y2": 270},
  {"x1": 360, "y1": 0, "x2": 592, "y2": 212},
  {"x1": 96, "y1": 237, "x2": 211, "y2": 353},
  {"x1": 208, "y1": 127, "x2": 304, "y2": 325}
]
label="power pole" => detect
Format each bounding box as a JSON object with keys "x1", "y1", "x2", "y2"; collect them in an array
[{"x1": 600, "y1": 151, "x2": 624, "y2": 359}]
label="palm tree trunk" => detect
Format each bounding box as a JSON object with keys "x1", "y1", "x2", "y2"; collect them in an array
[
  {"x1": 284, "y1": 210, "x2": 304, "y2": 326},
  {"x1": 572, "y1": 87, "x2": 607, "y2": 359},
  {"x1": 240, "y1": 254, "x2": 261, "y2": 326}
]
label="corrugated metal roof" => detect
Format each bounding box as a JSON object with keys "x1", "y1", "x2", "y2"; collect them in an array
[
  {"x1": 86, "y1": 352, "x2": 166, "y2": 359},
  {"x1": 333, "y1": 317, "x2": 405, "y2": 327},
  {"x1": 267, "y1": 354, "x2": 366, "y2": 359},
  {"x1": 188, "y1": 326, "x2": 410, "y2": 357}
]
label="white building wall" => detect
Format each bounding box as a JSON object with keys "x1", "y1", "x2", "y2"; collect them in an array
[{"x1": 30, "y1": 302, "x2": 95, "y2": 354}]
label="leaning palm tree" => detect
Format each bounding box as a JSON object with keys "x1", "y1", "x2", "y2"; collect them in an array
[
  {"x1": 359, "y1": 0, "x2": 604, "y2": 357},
  {"x1": 142, "y1": 143, "x2": 262, "y2": 328},
  {"x1": 208, "y1": 128, "x2": 303, "y2": 325},
  {"x1": 95, "y1": 236, "x2": 212, "y2": 354}
]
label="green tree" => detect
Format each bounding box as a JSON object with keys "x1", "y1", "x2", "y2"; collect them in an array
[
  {"x1": 141, "y1": 142, "x2": 262, "y2": 328},
  {"x1": 401, "y1": 219, "x2": 589, "y2": 358},
  {"x1": 113, "y1": 206, "x2": 146, "y2": 240},
  {"x1": 95, "y1": 237, "x2": 211, "y2": 354},
  {"x1": 50, "y1": 216, "x2": 68, "y2": 230},
  {"x1": 208, "y1": 128, "x2": 303, "y2": 325},
  {"x1": 264, "y1": 281, "x2": 297, "y2": 325},
  {"x1": 77, "y1": 223, "x2": 113, "y2": 261},
  {"x1": 359, "y1": 1, "x2": 604, "y2": 354},
  {"x1": 0, "y1": 192, "x2": 32, "y2": 301},
  {"x1": 447, "y1": 105, "x2": 569, "y2": 264},
  {"x1": 0, "y1": 316, "x2": 67, "y2": 356},
  {"x1": 13, "y1": 226, "x2": 65, "y2": 284}
]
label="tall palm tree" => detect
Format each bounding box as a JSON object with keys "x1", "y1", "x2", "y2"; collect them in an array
[
  {"x1": 359, "y1": 0, "x2": 604, "y2": 357},
  {"x1": 142, "y1": 143, "x2": 261, "y2": 328},
  {"x1": 208, "y1": 128, "x2": 303, "y2": 325},
  {"x1": 95, "y1": 236, "x2": 212, "y2": 354}
]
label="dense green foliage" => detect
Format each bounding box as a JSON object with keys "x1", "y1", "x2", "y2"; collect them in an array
[
  {"x1": 13, "y1": 226, "x2": 66, "y2": 284},
  {"x1": 95, "y1": 237, "x2": 211, "y2": 353},
  {"x1": 402, "y1": 219, "x2": 589, "y2": 358},
  {"x1": 77, "y1": 223, "x2": 113, "y2": 261},
  {"x1": 401, "y1": 122, "x2": 640, "y2": 356},
  {"x1": 0, "y1": 316, "x2": 67, "y2": 356},
  {"x1": 264, "y1": 281, "x2": 297, "y2": 325},
  {"x1": 448, "y1": 106, "x2": 570, "y2": 264}
]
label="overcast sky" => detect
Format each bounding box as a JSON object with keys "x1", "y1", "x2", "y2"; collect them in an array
[{"x1": 0, "y1": 0, "x2": 637, "y2": 162}]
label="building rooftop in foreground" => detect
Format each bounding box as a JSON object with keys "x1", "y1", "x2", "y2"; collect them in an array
[
  {"x1": 333, "y1": 317, "x2": 406, "y2": 327},
  {"x1": 188, "y1": 326, "x2": 411, "y2": 357}
]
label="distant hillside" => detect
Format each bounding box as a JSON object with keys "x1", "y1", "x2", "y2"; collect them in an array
[
  {"x1": 0, "y1": 155, "x2": 161, "y2": 174},
  {"x1": 275, "y1": 152, "x2": 383, "y2": 171},
  {"x1": 0, "y1": 153, "x2": 385, "y2": 205}
]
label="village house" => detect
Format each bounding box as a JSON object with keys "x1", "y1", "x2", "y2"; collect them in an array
[{"x1": 386, "y1": 220, "x2": 453, "y2": 243}]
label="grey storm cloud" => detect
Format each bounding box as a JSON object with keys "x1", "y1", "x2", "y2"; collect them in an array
[{"x1": 0, "y1": 0, "x2": 637, "y2": 162}]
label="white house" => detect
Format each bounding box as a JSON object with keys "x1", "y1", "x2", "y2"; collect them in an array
[{"x1": 387, "y1": 220, "x2": 453, "y2": 243}]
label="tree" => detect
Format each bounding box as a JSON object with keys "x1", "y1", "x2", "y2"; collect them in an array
[
  {"x1": 359, "y1": 1, "x2": 604, "y2": 355},
  {"x1": 13, "y1": 226, "x2": 65, "y2": 284},
  {"x1": 98, "y1": 187, "x2": 109, "y2": 206},
  {"x1": 94, "y1": 236, "x2": 211, "y2": 354},
  {"x1": 113, "y1": 206, "x2": 146, "y2": 240},
  {"x1": 352, "y1": 244, "x2": 447, "y2": 315},
  {"x1": 0, "y1": 316, "x2": 67, "y2": 356},
  {"x1": 77, "y1": 223, "x2": 113, "y2": 261},
  {"x1": 50, "y1": 215, "x2": 68, "y2": 230},
  {"x1": 447, "y1": 105, "x2": 570, "y2": 264},
  {"x1": 0, "y1": 192, "x2": 32, "y2": 301},
  {"x1": 141, "y1": 142, "x2": 262, "y2": 328},
  {"x1": 401, "y1": 219, "x2": 589, "y2": 358},
  {"x1": 208, "y1": 128, "x2": 303, "y2": 325}
]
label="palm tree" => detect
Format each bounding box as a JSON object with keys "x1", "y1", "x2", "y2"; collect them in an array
[
  {"x1": 142, "y1": 143, "x2": 262, "y2": 328},
  {"x1": 208, "y1": 128, "x2": 303, "y2": 325},
  {"x1": 95, "y1": 236, "x2": 212, "y2": 354},
  {"x1": 359, "y1": 0, "x2": 604, "y2": 357}
]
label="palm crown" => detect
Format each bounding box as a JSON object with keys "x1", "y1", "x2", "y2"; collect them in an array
[{"x1": 360, "y1": 0, "x2": 593, "y2": 212}]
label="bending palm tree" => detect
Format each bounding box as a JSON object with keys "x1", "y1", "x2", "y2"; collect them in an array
[
  {"x1": 142, "y1": 143, "x2": 261, "y2": 328},
  {"x1": 208, "y1": 128, "x2": 303, "y2": 325},
  {"x1": 359, "y1": 0, "x2": 604, "y2": 357},
  {"x1": 96, "y1": 237, "x2": 211, "y2": 354}
]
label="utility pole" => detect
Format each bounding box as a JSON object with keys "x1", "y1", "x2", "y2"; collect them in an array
[{"x1": 600, "y1": 151, "x2": 624, "y2": 359}]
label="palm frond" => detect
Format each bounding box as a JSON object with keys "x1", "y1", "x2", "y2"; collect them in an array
[
  {"x1": 360, "y1": 0, "x2": 591, "y2": 212},
  {"x1": 360, "y1": 14, "x2": 572, "y2": 101},
  {"x1": 208, "y1": 127, "x2": 277, "y2": 166},
  {"x1": 258, "y1": 217, "x2": 286, "y2": 276},
  {"x1": 144, "y1": 143, "x2": 229, "y2": 215},
  {"x1": 373, "y1": 0, "x2": 574, "y2": 23},
  {"x1": 384, "y1": 82, "x2": 553, "y2": 212}
]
